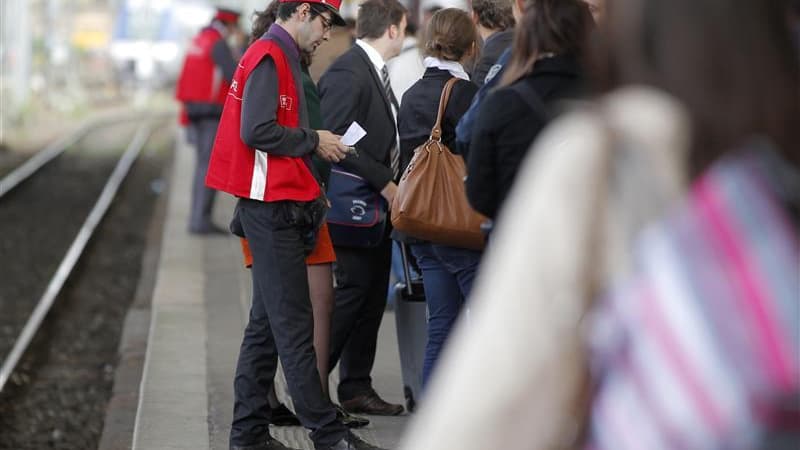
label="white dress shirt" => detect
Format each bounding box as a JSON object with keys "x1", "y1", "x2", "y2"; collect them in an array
[{"x1": 355, "y1": 39, "x2": 400, "y2": 168}]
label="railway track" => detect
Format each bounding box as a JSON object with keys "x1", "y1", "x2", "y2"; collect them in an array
[
  {"x1": 0, "y1": 119, "x2": 153, "y2": 391},
  {"x1": 0, "y1": 113, "x2": 174, "y2": 448}
]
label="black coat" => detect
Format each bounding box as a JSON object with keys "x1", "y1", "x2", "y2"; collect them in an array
[
  {"x1": 318, "y1": 45, "x2": 398, "y2": 191},
  {"x1": 398, "y1": 68, "x2": 478, "y2": 173},
  {"x1": 394, "y1": 68, "x2": 478, "y2": 243},
  {"x1": 466, "y1": 54, "x2": 584, "y2": 219}
]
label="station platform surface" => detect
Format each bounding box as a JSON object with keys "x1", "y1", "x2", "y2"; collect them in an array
[{"x1": 105, "y1": 133, "x2": 410, "y2": 450}]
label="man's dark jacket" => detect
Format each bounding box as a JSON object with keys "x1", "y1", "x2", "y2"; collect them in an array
[
  {"x1": 472, "y1": 29, "x2": 513, "y2": 88},
  {"x1": 318, "y1": 44, "x2": 397, "y2": 191}
]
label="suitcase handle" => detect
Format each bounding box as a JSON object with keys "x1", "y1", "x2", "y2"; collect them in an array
[{"x1": 399, "y1": 242, "x2": 415, "y2": 297}]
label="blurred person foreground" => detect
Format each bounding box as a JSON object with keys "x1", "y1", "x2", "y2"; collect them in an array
[{"x1": 400, "y1": 0, "x2": 800, "y2": 449}]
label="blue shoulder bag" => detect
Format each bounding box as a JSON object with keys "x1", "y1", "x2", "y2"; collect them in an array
[{"x1": 326, "y1": 165, "x2": 388, "y2": 248}]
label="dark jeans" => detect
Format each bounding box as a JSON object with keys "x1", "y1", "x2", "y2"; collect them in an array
[
  {"x1": 410, "y1": 242, "x2": 482, "y2": 387},
  {"x1": 329, "y1": 238, "x2": 393, "y2": 401},
  {"x1": 230, "y1": 199, "x2": 346, "y2": 448}
]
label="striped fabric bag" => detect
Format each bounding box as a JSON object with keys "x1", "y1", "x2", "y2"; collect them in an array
[{"x1": 586, "y1": 148, "x2": 799, "y2": 450}]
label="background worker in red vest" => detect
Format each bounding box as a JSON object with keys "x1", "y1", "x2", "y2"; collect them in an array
[
  {"x1": 205, "y1": 1, "x2": 385, "y2": 449},
  {"x1": 176, "y1": 8, "x2": 244, "y2": 234}
]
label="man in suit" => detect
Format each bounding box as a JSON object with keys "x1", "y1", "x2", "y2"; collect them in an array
[{"x1": 318, "y1": 0, "x2": 407, "y2": 416}]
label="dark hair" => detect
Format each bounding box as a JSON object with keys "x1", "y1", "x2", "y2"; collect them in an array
[
  {"x1": 590, "y1": 0, "x2": 800, "y2": 173},
  {"x1": 356, "y1": 0, "x2": 407, "y2": 40},
  {"x1": 423, "y1": 8, "x2": 479, "y2": 62},
  {"x1": 472, "y1": 0, "x2": 515, "y2": 31},
  {"x1": 405, "y1": 20, "x2": 418, "y2": 36},
  {"x1": 276, "y1": 1, "x2": 329, "y2": 22},
  {"x1": 251, "y1": 1, "x2": 280, "y2": 43},
  {"x1": 252, "y1": 0, "x2": 315, "y2": 68},
  {"x1": 501, "y1": 0, "x2": 593, "y2": 86}
]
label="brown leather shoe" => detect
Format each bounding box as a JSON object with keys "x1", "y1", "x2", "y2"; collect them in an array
[{"x1": 340, "y1": 390, "x2": 404, "y2": 416}]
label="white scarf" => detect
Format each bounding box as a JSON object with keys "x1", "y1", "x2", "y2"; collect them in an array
[{"x1": 423, "y1": 57, "x2": 470, "y2": 81}]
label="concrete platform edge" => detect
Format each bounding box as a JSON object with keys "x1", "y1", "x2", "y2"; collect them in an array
[
  {"x1": 131, "y1": 132, "x2": 210, "y2": 450},
  {"x1": 98, "y1": 127, "x2": 175, "y2": 450}
]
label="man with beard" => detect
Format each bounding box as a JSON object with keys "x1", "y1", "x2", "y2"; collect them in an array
[{"x1": 205, "y1": 1, "x2": 386, "y2": 449}]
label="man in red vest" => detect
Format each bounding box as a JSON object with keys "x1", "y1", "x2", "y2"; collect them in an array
[
  {"x1": 175, "y1": 8, "x2": 243, "y2": 234},
  {"x1": 206, "y1": 1, "x2": 385, "y2": 449}
]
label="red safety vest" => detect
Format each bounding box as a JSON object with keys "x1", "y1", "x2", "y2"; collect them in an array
[
  {"x1": 205, "y1": 39, "x2": 320, "y2": 203},
  {"x1": 175, "y1": 27, "x2": 230, "y2": 108}
]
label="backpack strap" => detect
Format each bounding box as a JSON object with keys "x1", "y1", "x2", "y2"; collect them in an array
[
  {"x1": 510, "y1": 81, "x2": 550, "y2": 120},
  {"x1": 430, "y1": 78, "x2": 459, "y2": 142}
]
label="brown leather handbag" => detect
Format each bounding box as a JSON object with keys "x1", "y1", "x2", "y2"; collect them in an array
[{"x1": 391, "y1": 78, "x2": 487, "y2": 250}]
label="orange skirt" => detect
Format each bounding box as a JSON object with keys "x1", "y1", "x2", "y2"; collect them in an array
[
  {"x1": 305, "y1": 222, "x2": 337, "y2": 265},
  {"x1": 239, "y1": 222, "x2": 336, "y2": 268}
]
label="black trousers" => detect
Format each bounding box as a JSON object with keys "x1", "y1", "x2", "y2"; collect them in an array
[
  {"x1": 230, "y1": 199, "x2": 346, "y2": 448},
  {"x1": 329, "y1": 237, "x2": 393, "y2": 401},
  {"x1": 188, "y1": 119, "x2": 219, "y2": 232}
]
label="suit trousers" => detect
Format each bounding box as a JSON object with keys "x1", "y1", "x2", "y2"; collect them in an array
[
  {"x1": 230, "y1": 199, "x2": 346, "y2": 448},
  {"x1": 329, "y1": 238, "x2": 393, "y2": 401},
  {"x1": 188, "y1": 118, "x2": 218, "y2": 231}
]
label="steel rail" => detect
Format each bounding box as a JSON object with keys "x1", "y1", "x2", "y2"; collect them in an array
[
  {"x1": 0, "y1": 120, "x2": 153, "y2": 392},
  {"x1": 0, "y1": 112, "x2": 149, "y2": 199},
  {"x1": 0, "y1": 123, "x2": 96, "y2": 198}
]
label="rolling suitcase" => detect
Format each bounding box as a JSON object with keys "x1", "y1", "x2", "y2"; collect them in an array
[{"x1": 393, "y1": 242, "x2": 427, "y2": 412}]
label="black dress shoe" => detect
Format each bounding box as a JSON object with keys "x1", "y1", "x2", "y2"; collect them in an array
[
  {"x1": 269, "y1": 402, "x2": 302, "y2": 426},
  {"x1": 318, "y1": 431, "x2": 385, "y2": 450},
  {"x1": 231, "y1": 436, "x2": 301, "y2": 450},
  {"x1": 340, "y1": 389, "x2": 404, "y2": 416},
  {"x1": 335, "y1": 404, "x2": 370, "y2": 428}
]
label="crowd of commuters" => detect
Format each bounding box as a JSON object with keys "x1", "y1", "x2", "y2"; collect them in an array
[
  {"x1": 399, "y1": 0, "x2": 800, "y2": 450},
  {"x1": 466, "y1": 0, "x2": 591, "y2": 220},
  {"x1": 179, "y1": 0, "x2": 799, "y2": 448}
]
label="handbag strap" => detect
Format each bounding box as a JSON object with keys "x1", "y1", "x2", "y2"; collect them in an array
[{"x1": 430, "y1": 78, "x2": 459, "y2": 142}]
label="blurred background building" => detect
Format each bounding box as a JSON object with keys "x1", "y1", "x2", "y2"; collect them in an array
[{"x1": 0, "y1": 0, "x2": 467, "y2": 150}]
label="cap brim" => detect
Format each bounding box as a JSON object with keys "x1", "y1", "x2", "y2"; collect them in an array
[{"x1": 321, "y1": 5, "x2": 347, "y2": 26}]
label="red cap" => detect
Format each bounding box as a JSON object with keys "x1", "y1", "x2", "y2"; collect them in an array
[
  {"x1": 279, "y1": 0, "x2": 346, "y2": 26},
  {"x1": 214, "y1": 8, "x2": 241, "y2": 24}
]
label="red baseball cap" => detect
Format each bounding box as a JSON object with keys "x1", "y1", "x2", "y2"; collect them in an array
[
  {"x1": 280, "y1": 0, "x2": 347, "y2": 26},
  {"x1": 214, "y1": 8, "x2": 241, "y2": 24}
]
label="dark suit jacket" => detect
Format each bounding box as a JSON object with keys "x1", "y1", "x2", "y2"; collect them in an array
[{"x1": 318, "y1": 44, "x2": 397, "y2": 191}]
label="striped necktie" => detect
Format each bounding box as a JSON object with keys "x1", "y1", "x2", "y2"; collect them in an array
[{"x1": 381, "y1": 65, "x2": 400, "y2": 179}]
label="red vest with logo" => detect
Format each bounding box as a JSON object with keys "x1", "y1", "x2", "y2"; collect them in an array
[
  {"x1": 175, "y1": 27, "x2": 229, "y2": 107},
  {"x1": 205, "y1": 39, "x2": 320, "y2": 203}
]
